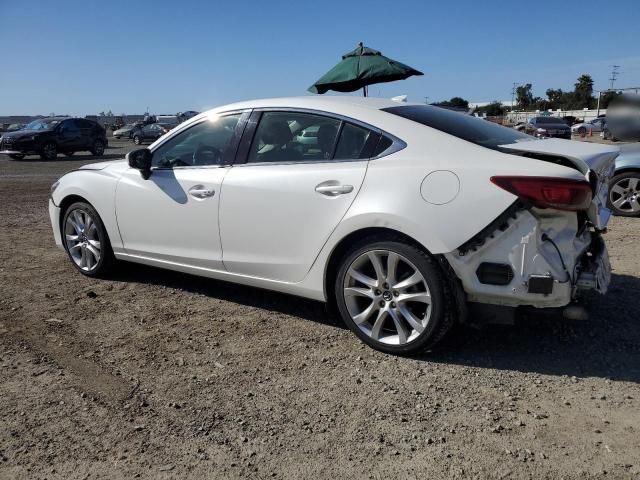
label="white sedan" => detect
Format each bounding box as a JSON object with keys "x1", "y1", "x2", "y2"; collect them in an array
[
  {"x1": 571, "y1": 117, "x2": 606, "y2": 135},
  {"x1": 49, "y1": 97, "x2": 618, "y2": 354}
]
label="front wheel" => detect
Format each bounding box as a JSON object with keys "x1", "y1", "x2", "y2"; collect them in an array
[
  {"x1": 577, "y1": 126, "x2": 587, "y2": 135},
  {"x1": 608, "y1": 172, "x2": 640, "y2": 217},
  {"x1": 62, "y1": 201, "x2": 115, "y2": 276},
  {"x1": 133, "y1": 135, "x2": 141, "y2": 145},
  {"x1": 334, "y1": 238, "x2": 451, "y2": 354}
]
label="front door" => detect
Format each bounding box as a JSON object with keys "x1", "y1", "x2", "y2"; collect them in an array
[
  {"x1": 115, "y1": 112, "x2": 246, "y2": 269},
  {"x1": 219, "y1": 110, "x2": 374, "y2": 283},
  {"x1": 57, "y1": 119, "x2": 83, "y2": 151}
]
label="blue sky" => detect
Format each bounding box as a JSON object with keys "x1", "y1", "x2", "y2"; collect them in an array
[{"x1": 1, "y1": 0, "x2": 639, "y2": 115}]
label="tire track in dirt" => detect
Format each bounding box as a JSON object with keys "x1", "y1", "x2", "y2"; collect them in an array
[{"x1": 1, "y1": 315, "x2": 134, "y2": 405}]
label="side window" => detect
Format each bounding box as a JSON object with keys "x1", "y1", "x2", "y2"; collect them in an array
[
  {"x1": 334, "y1": 123, "x2": 371, "y2": 160},
  {"x1": 61, "y1": 120, "x2": 80, "y2": 133},
  {"x1": 152, "y1": 114, "x2": 242, "y2": 168},
  {"x1": 248, "y1": 112, "x2": 340, "y2": 163}
]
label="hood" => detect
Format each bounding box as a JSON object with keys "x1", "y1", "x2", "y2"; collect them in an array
[
  {"x1": 1, "y1": 130, "x2": 51, "y2": 139},
  {"x1": 79, "y1": 159, "x2": 127, "y2": 171},
  {"x1": 499, "y1": 138, "x2": 619, "y2": 176}
]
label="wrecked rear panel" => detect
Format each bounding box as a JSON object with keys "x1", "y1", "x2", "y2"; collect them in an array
[{"x1": 445, "y1": 204, "x2": 610, "y2": 309}]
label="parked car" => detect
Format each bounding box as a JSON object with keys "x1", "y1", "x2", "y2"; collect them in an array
[
  {"x1": 571, "y1": 117, "x2": 606, "y2": 136},
  {"x1": 131, "y1": 123, "x2": 170, "y2": 145},
  {"x1": 177, "y1": 111, "x2": 200, "y2": 123},
  {"x1": 522, "y1": 117, "x2": 571, "y2": 139},
  {"x1": 0, "y1": 117, "x2": 107, "y2": 160},
  {"x1": 113, "y1": 122, "x2": 144, "y2": 139},
  {"x1": 608, "y1": 147, "x2": 640, "y2": 217},
  {"x1": 155, "y1": 115, "x2": 180, "y2": 129},
  {"x1": 48, "y1": 97, "x2": 616, "y2": 354},
  {"x1": 6, "y1": 123, "x2": 25, "y2": 132},
  {"x1": 562, "y1": 116, "x2": 580, "y2": 126}
]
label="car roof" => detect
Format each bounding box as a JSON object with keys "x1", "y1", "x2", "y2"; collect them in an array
[{"x1": 209, "y1": 96, "x2": 410, "y2": 114}]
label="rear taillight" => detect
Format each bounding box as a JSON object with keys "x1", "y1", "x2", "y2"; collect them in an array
[{"x1": 490, "y1": 176, "x2": 592, "y2": 211}]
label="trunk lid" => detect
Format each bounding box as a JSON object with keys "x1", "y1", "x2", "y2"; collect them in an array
[
  {"x1": 499, "y1": 139, "x2": 619, "y2": 229},
  {"x1": 499, "y1": 138, "x2": 618, "y2": 176}
]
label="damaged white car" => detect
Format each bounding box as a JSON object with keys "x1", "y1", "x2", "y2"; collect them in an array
[{"x1": 49, "y1": 97, "x2": 617, "y2": 354}]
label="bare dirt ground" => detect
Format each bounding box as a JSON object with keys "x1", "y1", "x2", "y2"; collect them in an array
[{"x1": 0, "y1": 138, "x2": 639, "y2": 479}]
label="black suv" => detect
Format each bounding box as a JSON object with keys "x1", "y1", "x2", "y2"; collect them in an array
[{"x1": 0, "y1": 117, "x2": 108, "y2": 160}]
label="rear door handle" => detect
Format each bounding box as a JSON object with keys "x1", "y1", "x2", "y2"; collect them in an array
[
  {"x1": 315, "y1": 183, "x2": 354, "y2": 197},
  {"x1": 189, "y1": 185, "x2": 216, "y2": 199}
]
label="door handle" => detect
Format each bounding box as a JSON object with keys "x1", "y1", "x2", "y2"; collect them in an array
[
  {"x1": 189, "y1": 185, "x2": 215, "y2": 199},
  {"x1": 315, "y1": 183, "x2": 354, "y2": 196}
]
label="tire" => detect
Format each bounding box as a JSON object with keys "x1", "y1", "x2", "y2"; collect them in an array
[
  {"x1": 608, "y1": 172, "x2": 640, "y2": 217},
  {"x1": 8, "y1": 154, "x2": 25, "y2": 160},
  {"x1": 62, "y1": 201, "x2": 115, "y2": 276},
  {"x1": 64, "y1": 152, "x2": 74, "y2": 157},
  {"x1": 577, "y1": 126, "x2": 586, "y2": 135},
  {"x1": 90, "y1": 139, "x2": 105, "y2": 156},
  {"x1": 40, "y1": 142, "x2": 57, "y2": 161},
  {"x1": 133, "y1": 135, "x2": 141, "y2": 145},
  {"x1": 334, "y1": 236, "x2": 451, "y2": 355}
]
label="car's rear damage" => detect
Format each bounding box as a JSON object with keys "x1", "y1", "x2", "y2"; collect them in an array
[{"x1": 443, "y1": 139, "x2": 618, "y2": 325}]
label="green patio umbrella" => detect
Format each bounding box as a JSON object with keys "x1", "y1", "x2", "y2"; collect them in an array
[{"x1": 308, "y1": 42, "x2": 423, "y2": 96}]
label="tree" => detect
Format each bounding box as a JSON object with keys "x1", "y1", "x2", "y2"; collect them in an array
[
  {"x1": 432, "y1": 97, "x2": 469, "y2": 109},
  {"x1": 574, "y1": 74, "x2": 594, "y2": 108},
  {"x1": 600, "y1": 91, "x2": 621, "y2": 109},
  {"x1": 516, "y1": 84, "x2": 534, "y2": 109},
  {"x1": 478, "y1": 101, "x2": 505, "y2": 116}
]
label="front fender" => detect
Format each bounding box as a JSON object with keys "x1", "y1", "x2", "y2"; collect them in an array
[{"x1": 51, "y1": 170, "x2": 123, "y2": 250}]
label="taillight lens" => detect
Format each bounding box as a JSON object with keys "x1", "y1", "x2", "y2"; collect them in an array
[{"x1": 490, "y1": 176, "x2": 592, "y2": 211}]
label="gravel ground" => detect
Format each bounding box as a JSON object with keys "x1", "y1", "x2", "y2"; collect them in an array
[{"x1": 0, "y1": 138, "x2": 639, "y2": 479}]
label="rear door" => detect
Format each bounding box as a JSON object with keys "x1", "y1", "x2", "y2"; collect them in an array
[{"x1": 219, "y1": 110, "x2": 377, "y2": 283}]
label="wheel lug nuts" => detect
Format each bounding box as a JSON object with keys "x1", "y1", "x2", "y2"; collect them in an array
[
  {"x1": 383, "y1": 283, "x2": 389, "y2": 289},
  {"x1": 375, "y1": 289, "x2": 381, "y2": 295},
  {"x1": 393, "y1": 290, "x2": 399, "y2": 297},
  {"x1": 391, "y1": 302, "x2": 396, "y2": 308},
  {"x1": 379, "y1": 301, "x2": 385, "y2": 308}
]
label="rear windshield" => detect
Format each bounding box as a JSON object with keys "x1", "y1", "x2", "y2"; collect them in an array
[{"x1": 382, "y1": 105, "x2": 531, "y2": 150}]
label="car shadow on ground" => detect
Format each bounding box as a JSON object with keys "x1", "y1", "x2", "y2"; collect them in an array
[
  {"x1": 426, "y1": 273, "x2": 640, "y2": 383},
  {"x1": 112, "y1": 264, "x2": 640, "y2": 383}
]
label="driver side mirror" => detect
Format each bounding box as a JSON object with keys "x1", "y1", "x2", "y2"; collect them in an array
[{"x1": 127, "y1": 148, "x2": 152, "y2": 180}]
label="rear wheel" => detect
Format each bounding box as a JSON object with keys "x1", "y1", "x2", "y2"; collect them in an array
[
  {"x1": 62, "y1": 201, "x2": 115, "y2": 276},
  {"x1": 133, "y1": 135, "x2": 141, "y2": 145},
  {"x1": 40, "y1": 142, "x2": 57, "y2": 161},
  {"x1": 608, "y1": 172, "x2": 640, "y2": 217},
  {"x1": 8, "y1": 154, "x2": 25, "y2": 160},
  {"x1": 577, "y1": 126, "x2": 587, "y2": 135},
  {"x1": 90, "y1": 139, "x2": 105, "y2": 156},
  {"x1": 334, "y1": 237, "x2": 451, "y2": 354}
]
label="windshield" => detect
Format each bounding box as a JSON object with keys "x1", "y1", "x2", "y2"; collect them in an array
[
  {"x1": 382, "y1": 105, "x2": 531, "y2": 149},
  {"x1": 23, "y1": 119, "x2": 61, "y2": 131}
]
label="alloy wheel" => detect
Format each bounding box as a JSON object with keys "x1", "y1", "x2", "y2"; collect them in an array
[
  {"x1": 94, "y1": 141, "x2": 105, "y2": 155},
  {"x1": 64, "y1": 209, "x2": 102, "y2": 271},
  {"x1": 343, "y1": 250, "x2": 432, "y2": 345},
  {"x1": 43, "y1": 143, "x2": 57, "y2": 160},
  {"x1": 610, "y1": 176, "x2": 640, "y2": 214}
]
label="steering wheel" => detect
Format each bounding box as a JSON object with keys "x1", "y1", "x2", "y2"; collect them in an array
[{"x1": 193, "y1": 144, "x2": 222, "y2": 166}]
